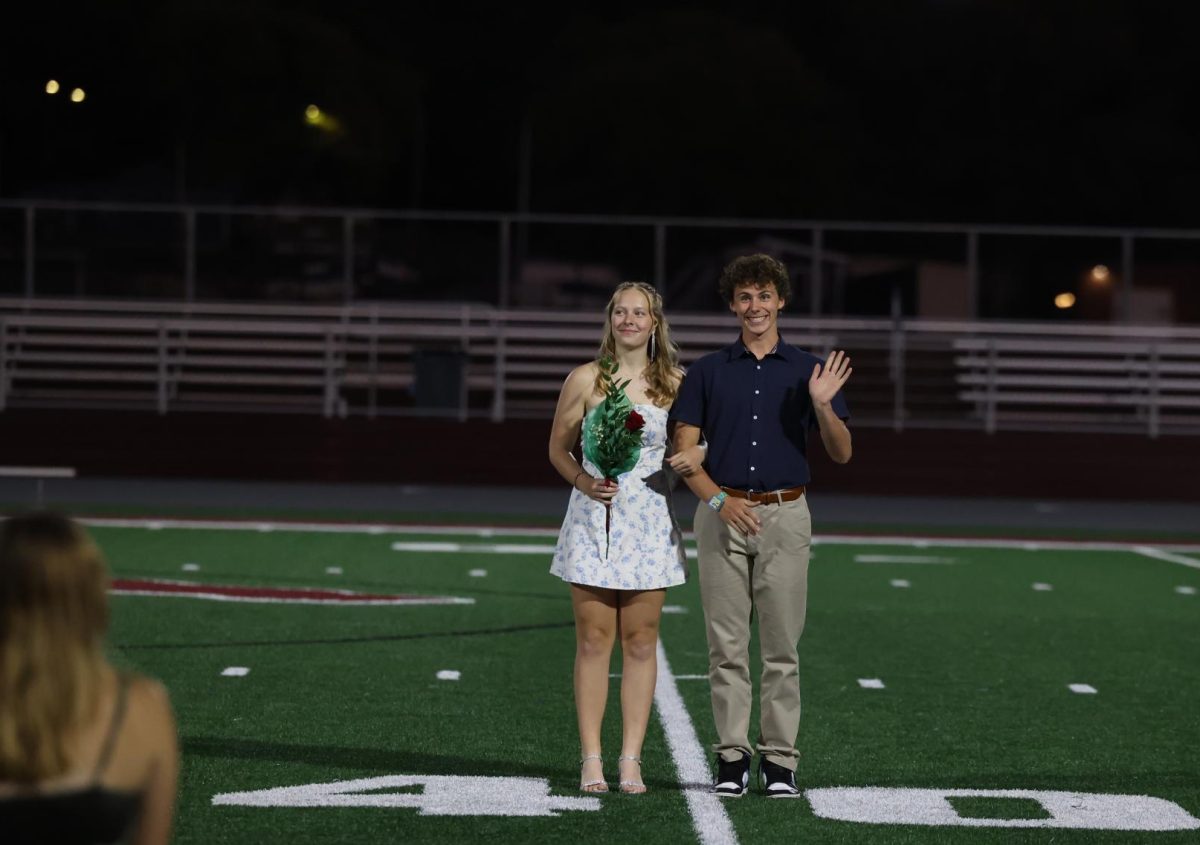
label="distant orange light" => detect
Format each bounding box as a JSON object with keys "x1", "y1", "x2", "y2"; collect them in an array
[
  {"x1": 1090, "y1": 264, "x2": 1110, "y2": 283},
  {"x1": 45, "y1": 79, "x2": 60, "y2": 95},
  {"x1": 69, "y1": 87, "x2": 85, "y2": 103},
  {"x1": 1054, "y1": 292, "x2": 1076, "y2": 309}
]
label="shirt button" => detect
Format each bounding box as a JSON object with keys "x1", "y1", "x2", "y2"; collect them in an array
[
  {"x1": 756, "y1": 365, "x2": 761, "y2": 370},
  {"x1": 753, "y1": 415, "x2": 758, "y2": 420},
  {"x1": 750, "y1": 466, "x2": 756, "y2": 471},
  {"x1": 754, "y1": 390, "x2": 760, "y2": 395},
  {"x1": 752, "y1": 441, "x2": 757, "y2": 446}
]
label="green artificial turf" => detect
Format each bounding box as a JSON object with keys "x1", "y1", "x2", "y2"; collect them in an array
[{"x1": 92, "y1": 524, "x2": 1200, "y2": 844}]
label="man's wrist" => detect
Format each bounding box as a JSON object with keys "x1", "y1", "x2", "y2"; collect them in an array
[{"x1": 706, "y1": 491, "x2": 727, "y2": 512}]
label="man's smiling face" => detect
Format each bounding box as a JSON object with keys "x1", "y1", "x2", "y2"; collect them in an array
[{"x1": 730, "y1": 281, "x2": 785, "y2": 341}]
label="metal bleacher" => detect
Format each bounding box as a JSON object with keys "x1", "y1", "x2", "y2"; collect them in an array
[{"x1": 2, "y1": 297, "x2": 1199, "y2": 437}]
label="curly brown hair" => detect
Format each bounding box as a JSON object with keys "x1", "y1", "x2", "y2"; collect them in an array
[{"x1": 718, "y1": 254, "x2": 791, "y2": 303}]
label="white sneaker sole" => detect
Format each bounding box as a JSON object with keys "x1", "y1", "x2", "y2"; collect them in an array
[{"x1": 713, "y1": 778, "x2": 748, "y2": 798}]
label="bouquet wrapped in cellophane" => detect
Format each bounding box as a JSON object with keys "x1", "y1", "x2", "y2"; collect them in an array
[{"x1": 581, "y1": 357, "x2": 645, "y2": 551}]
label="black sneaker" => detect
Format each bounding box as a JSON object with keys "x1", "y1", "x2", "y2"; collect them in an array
[
  {"x1": 758, "y1": 758, "x2": 800, "y2": 797},
  {"x1": 712, "y1": 753, "x2": 751, "y2": 797}
]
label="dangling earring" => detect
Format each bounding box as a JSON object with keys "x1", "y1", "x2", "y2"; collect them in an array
[{"x1": 648, "y1": 332, "x2": 657, "y2": 362}]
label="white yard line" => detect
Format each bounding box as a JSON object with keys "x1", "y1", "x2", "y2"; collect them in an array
[
  {"x1": 823, "y1": 535, "x2": 1200, "y2": 553},
  {"x1": 82, "y1": 517, "x2": 567, "y2": 536},
  {"x1": 77, "y1": 517, "x2": 1200, "y2": 554},
  {"x1": 1132, "y1": 546, "x2": 1200, "y2": 571},
  {"x1": 853, "y1": 554, "x2": 955, "y2": 564},
  {"x1": 655, "y1": 640, "x2": 738, "y2": 845},
  {"x1": 390, "y1": 541, "x2": 558, "y2": 554}
]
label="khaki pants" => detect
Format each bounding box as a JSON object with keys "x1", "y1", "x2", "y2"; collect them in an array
[{"x1": 694, "y1": 495, "x2": 811, "y2": 770}]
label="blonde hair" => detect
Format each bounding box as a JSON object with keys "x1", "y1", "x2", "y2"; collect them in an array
[
  {"x1": 593, "y1": 281, "x2": 681, "y2": 409},
  {"x1": 0, "y1": 513, "x2": 110, "y2": 782}
]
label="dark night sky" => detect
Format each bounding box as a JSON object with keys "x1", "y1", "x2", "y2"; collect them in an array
[{"x1": 3, "y1": 1, "x2": 1200, "y2": 226}]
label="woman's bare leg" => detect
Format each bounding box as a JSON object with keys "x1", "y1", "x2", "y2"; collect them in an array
[
  {"x1": 617, "y1": 588, "x2": 666, "y2": 792},
  {"x1": 570, "y1": 583, "x2": 619, "y2": 791}
]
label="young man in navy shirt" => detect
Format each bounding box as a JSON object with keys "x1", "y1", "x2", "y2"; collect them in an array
[{"x1": 670, "y1": 254, "x2": 852, "y2": 797}]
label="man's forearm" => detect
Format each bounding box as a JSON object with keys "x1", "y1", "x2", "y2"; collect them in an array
[
  {"x1": 815, "y1": 402, "x2": 852, "y2": 463},
  {"x1": 673, "y1": 424, "x2": 722, "y2": 500},
  {"x1": 681, "y1": 466, "x2": 722, "y2": 502}
]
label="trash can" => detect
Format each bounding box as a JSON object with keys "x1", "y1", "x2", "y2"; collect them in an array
[{"x1": 413, "y1": 347, "x2": 466, "y2": 415}]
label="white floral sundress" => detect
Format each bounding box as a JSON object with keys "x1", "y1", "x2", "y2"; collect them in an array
[{"x1": 550, "y1": 403, "x2": 687, "y2": 590}]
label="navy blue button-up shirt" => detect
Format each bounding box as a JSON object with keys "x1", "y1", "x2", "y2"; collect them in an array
[{"x1": 669, "y1": 336, "x2": 850, "y2": 491}]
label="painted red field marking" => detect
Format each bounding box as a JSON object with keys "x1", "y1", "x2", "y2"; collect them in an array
[{"x1": 110, "y1": 578, "x2": 473, "y2": 606}]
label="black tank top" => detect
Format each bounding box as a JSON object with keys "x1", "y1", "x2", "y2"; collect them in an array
[{"x1": 0, "y1": 675, "x2": 142, "y2": 844}]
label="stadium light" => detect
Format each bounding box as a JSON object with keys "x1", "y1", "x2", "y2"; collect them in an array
[
  {"x1": 70, "y1": 87, "x2": 86, "y2": 103},
  {"x1": 45, "y1": 80, "x2": 60, "y2": 95},
  {"x1": 1054, "y1": 292, "x2": 1076, "y2": 309},
  {"x1": 304, "y1": 103, "x2": 342, "y2": 134}
]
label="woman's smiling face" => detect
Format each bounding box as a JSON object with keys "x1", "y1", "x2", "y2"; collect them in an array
[{"x1": 610, "y1": 288, "x2": 654, "y2": 351}]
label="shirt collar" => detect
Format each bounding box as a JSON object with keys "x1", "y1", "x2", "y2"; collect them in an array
[{"x1": 726, "y1": 334, "x2": 796, "y2": 361}]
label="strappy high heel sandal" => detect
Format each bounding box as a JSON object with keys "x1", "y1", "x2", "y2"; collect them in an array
[
  {"x1": 617, "y1": 755, "x2": 646, "y2": 794},
  {"x1": 580, "y1": 754, "x2": 608, "y2": 793}
]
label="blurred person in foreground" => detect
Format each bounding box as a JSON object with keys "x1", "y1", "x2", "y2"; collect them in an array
[
  {"x1": 0, "y1": 513, "x2": 179, "y2": 844},
  {"x1": 671, "y1": 254, "x2": 852, "y2": 797},
  {"x1": 548, "y1": 281, "x2": 704, "y2": 794}
]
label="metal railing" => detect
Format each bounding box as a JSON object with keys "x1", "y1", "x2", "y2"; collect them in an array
[
  {"x1": 3, "y1": 298, "x2": 1199, "y2": 436},
  {"x1": 5, "y1": 200, "x2": 1200, "y2": 321}
]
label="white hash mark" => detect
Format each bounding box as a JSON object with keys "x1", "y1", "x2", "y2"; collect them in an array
[{"x1": 855, "y1": 554, "x2": 954, "y2": 564}]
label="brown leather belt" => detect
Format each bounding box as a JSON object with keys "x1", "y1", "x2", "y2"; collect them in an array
[{"x1": 721, "y1": 485, "x2": 806, "y2": 504}]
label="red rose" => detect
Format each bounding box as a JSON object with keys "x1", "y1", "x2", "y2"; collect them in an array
[{"x1": 625, "y1": 410, "x2": 645, "y2": 432}]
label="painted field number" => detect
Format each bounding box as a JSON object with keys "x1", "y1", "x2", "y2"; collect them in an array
[
  {"x1": 215, "y1": 777, "x2": 1200, "y2": 831},
  {"x1": 213, "y1": 775, "x2": 600, "y2": 817},
  {"x1": 807, "y1": 787, "x2": 1200, "y2": 831}
]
